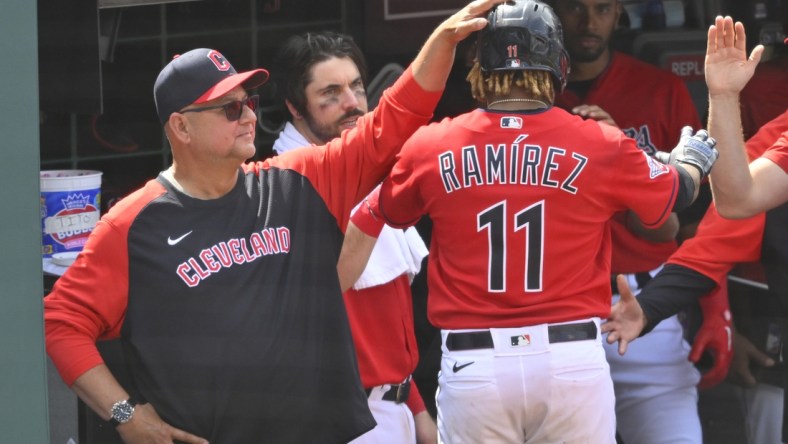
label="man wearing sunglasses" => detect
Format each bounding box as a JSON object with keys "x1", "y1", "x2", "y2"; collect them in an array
[
  {"x1": 272, "y1": 31, "x2": 436, "y2": 444},
  {"x1": 42, "y1": 1, "x2": 506, "y2": 442}
]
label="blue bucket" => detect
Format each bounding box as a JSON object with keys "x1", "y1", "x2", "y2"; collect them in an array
[{"x1": 40, "y1": 170, "x2": 102, "y2": 258}]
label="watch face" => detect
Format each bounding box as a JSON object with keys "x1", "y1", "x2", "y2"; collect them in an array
[{"x1": 111, "y1": 400, "x2": 135, "y2": 423}]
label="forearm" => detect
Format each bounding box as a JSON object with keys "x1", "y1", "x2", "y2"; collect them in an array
[
  {"x1": 338, "y1": 195, "x2": 387, "y2": 291},
  {"x1": 414, "y1": 410, "x2": 438, "y2": 444},
  {"x1": 708, "y1": 93, "x2": 754, "y2": 217},
  {"x1": 627, "y1": 212, "x2": 679, "y2": 242},
  {"x1": 637, "y1": 264, "x2": 717, "y2": 334},
  {"x1": 673, "y1": 163, "x2": 702, "y2": 212},
  {"x1": 338, "y1": 221, "x2": 379, "y2": 292},
  {"x1": 71, "y1": 364, "x2": 130, "y2": 422},
  {"x1": 411, "y1": 30, "x2": 457, "y2": 93}
]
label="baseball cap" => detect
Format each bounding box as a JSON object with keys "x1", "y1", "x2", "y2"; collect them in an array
[{"x1": 154, "y1": 48, "x2": 269, "y2": 124}]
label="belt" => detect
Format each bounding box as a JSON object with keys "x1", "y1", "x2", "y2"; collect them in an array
[
  {"x1": 365, "y1": 379, "x2": 411, "y2": 404},
  {"x1": 445, "y1": 320, "x2": 598, "y2": 351}
]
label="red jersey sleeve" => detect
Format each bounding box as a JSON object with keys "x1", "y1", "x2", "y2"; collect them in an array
[
  {"x1": 405, "y1": 380, "x2": 427, "y2": 416},
  {"x1": 668, "y1": 204, "x2": 765, "y2": 284},
  {"x1": 44, "y1": 181, "x2": 165, "y2": 385},
  {"x1": 246, "y1": 66, "x2": 443, "y2": 232},
  {"x1": 762, "y1": 133, "x2": 788, "y2": 173},
  {"x1": 611, "y1": 135, "x2": 677, "y2": 228},
  {"x1": 666, "y1": 118, "x2": 786, "y2": 283}
]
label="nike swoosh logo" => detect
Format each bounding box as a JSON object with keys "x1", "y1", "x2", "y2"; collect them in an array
[
  {"x1": 167, "y1": 231, "x2": 193, "y2": 246},
  {"x1": 452, "y1": 361, "x2": 474, "y2": 373}
]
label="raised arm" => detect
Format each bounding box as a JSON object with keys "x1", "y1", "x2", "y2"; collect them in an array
[
  {"x1": 705, "y1": 16, "x2": 767, "y2": 218},
  {"x1": 337, "y1": 188, "x2": 387, "y2": 291}
]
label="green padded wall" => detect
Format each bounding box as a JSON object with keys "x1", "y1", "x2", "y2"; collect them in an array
[{"x1": 0, "y1": 1, "x2": 50, "y2": 442}]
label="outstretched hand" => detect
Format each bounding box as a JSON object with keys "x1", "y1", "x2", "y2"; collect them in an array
[
  {"x1": 601, "y1": 274, "x2": 647, "y2": 355},
  {"x1": 705, "y1": 16, "x2": 764, "y2": 97}
]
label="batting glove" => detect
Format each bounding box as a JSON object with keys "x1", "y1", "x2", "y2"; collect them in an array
[
  {"x1": 689, "y1": 280, "x2": 733, "y2": 390},
  {"x1": 655, "y1": 126, "x2": 719, "y2": 178}
]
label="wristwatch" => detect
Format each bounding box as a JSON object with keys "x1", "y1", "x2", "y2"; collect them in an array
[{"x1": 109, "y1": 398, "x2": 137, "y2": 427}]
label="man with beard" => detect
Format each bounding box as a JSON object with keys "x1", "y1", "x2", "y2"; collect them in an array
[
  {"x1": 549, "y1": 0, "x2": 724, "y2": 443},
  {"x1": 272, "y1": 31, "x2": 437, "y2": 444}
]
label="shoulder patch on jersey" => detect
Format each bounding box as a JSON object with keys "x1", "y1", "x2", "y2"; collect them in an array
[
  {"x1": 500, "y1": 116, "x2": 522, "y2": 129},
  {"x1": 645, "y1": 152, "x2": 670, "y2": 179}
]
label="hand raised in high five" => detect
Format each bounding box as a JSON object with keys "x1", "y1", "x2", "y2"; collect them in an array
[{"x1": 705, "y1": 15, "x2": 764, "y2": 98}]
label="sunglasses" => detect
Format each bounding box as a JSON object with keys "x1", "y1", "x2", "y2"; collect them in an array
[{"x1": 180, "y1": 95, "x2": 259, "y2": 121}]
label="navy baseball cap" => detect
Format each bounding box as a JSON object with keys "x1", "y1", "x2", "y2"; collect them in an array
[{"x1": 154, "y1": 48, "x2": 269, "y2": 124}]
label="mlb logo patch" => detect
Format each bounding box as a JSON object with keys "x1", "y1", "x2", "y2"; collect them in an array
[
  {"x1": 645, "y1": 152, "x2": 670, "y2": 179},
  {"x1": 510, "y1": 334, "x2": 531, "y2": 347},
  {"x1": 505, "y1": 58, "x2": 522, "y2": 68},
  {"x1": 501, "y1": 116, "x2": 522, "y2": 129}
]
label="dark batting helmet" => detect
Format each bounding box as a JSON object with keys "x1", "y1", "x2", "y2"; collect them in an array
[{"x1": 477, "y1": 0, "x2": 570, "y2": 92}]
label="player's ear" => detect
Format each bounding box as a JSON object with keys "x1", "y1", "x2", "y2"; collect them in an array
[
  {"x1": 285, "y1": 99, "x2": 302, "y2": 120},
  {"x1": 167, "y1": 113, "x2": 191, "y2": 143}
]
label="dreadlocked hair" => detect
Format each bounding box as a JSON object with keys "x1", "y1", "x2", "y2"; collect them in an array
[{"x1": 466, "y1": 61, "x2": 555, "y2": 104}]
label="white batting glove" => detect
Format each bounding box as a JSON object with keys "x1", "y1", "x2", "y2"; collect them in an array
[{"x1": 655, "y1": 126, "x2": 719, "y2": 178}]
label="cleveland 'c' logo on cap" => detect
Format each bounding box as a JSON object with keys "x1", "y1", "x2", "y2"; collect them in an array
[{"x1": 207, "y1": 50, "x2": 231, "y2": 71}]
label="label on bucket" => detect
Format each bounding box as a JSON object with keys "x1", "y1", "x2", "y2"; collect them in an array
[{"x1": 40, "y1": 170, "x2": 102, "y2": 258}]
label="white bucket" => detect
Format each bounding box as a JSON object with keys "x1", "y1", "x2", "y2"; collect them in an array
[{"x1": 40, "y1": 170, "x2": 102, "y2": 258}]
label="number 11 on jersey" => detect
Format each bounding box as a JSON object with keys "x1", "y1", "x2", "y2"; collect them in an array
[{"x1": 477, "y1": 199, "x2": 544, "y2": 293}]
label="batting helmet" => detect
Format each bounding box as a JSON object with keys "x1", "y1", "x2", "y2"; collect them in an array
[{"x1": 477, "y1": 0, "x2": 569, "y2": 92}]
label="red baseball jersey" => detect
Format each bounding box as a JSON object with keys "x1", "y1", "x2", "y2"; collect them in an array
[
  {"x1": 556, "y1": 53, "x2": 702, "y2": 273},
  {"x1": 740, "y1": 56, "x2": 788, "y2": 140},
  {"x1": 763, "y1": 132, "x2": 788, "y2": 173},
  {"x1": 378, "y1": 107, "x2": 678, "y2": 329},
  {"x1": 758, "y1": 110, "x2": 788, "y2": 173},
  {"x1": 667, "y1": 110, "x2": 788, "y2": 283}
]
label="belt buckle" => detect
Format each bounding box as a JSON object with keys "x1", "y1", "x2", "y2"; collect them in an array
[{"x1": 394, "y1": 380, "x2": 410, "y2": 403}]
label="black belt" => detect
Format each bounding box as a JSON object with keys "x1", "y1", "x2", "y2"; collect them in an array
[
  {"x1": 365, "y1": 379, "x2": 411, "y2": 404},
  {"x1": 445, "y1": 321, "x2": 598, "y2": 351}
]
